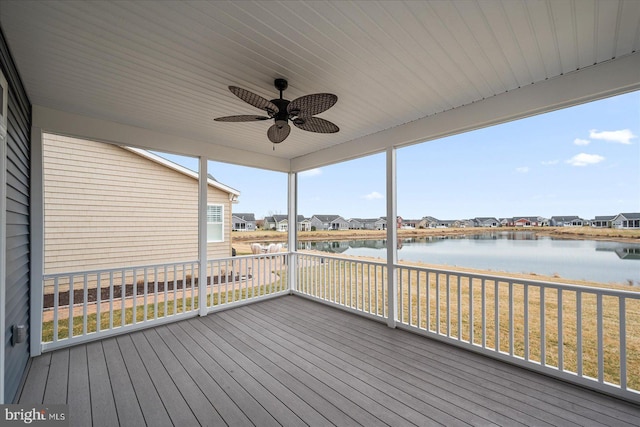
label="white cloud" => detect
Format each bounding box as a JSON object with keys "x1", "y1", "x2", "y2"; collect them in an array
[
  {"x1": 566, "y1": 153, "x2": 605, "y2": 167},
  {"x1": 573, "y1": 138, "x2": 590, "y2": 146},
  {"x1": 362, "y1": 191, "x2": 383, "y2": 200},
  {"x1": 541, "y1": 160, "x2": 559, "y2": 165},
  {"x1": 300, "y1": 168, "x2": 322, "y2": 177},
  {"x1": 516, "y1": 166, "x2": 529, "y2": 173},
  {"x1": 589, "y1": 129, "x2": 637, "y2": 145}
]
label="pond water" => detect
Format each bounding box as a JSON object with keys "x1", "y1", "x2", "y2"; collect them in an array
[{"x1": 298, "y1": 231, "x2": 640, "y2": 286}]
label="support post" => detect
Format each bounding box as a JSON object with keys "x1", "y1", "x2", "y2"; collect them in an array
[
  {"x1": 287, "y1": 172, "x2": 297, "y2": 293},
  {"x1": 386, "y1": 147, "x2": 397, "y2": 328},
  {"x1": 198, "y1": 156, "x2": 208, "y2": 316},
  {"x1": 29, "y1": 127, "x2": 44, "y2": 357}
]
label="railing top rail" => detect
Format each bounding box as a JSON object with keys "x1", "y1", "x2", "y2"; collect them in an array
[
  {"x1": 43, "y1": 260, "x2": 200, "y2": 279},
  {"x1": 208, "y1": 252, "x2": 288, "y2": 263},
  {"x1": 396, "y1": 262, "x2": 640, "y2": 298}
]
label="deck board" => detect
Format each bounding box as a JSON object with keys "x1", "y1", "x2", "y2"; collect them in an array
[
  {"x1": 17, "y1": 295, "x2": 640, "y2": 426},
  {"x1": 289, "y1": 298, "x2": 640, "y2": 425},
  {"x1": 262, "y1": 298, "x2": 588, "y2": 426},
  {"x1": 86, "y1": 341, "x2": 119, "y2": 427},
  {"x1": 43, "y1": 349, "x2": 68, "y2": 404},
  {"x1": 101, "y1": 338, "x2": 146, "y2": 427}
]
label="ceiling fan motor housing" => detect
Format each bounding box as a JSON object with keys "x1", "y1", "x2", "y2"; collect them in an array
[{"x1": 271, "y1": 98, "x2": 291, "y2": 128}]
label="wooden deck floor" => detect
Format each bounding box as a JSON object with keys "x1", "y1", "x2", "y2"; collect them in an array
[{"x1": 18, "y1": 295, "x2": 640, "y2": 426}]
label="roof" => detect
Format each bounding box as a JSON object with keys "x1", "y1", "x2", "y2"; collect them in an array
[
  {"x1": 593, "y1": 215, "x2": 616, "y2": 221},
  {"x1": 232, "y1": 213, "x2": 256, "y2": 222},
  {"x1": 312, "y1": 215, "x2": 342, "y2": 222},
  {"x1": 551, "y1": 216, "x2": 581, "y2": 221},
  {"x1": 615, "y1": 213, "x2": 640, "y2": 219},
  {"x1": 266, "y1": 215, "x2": 305, "y2": 223},
  {"x1": 2, "y1": 1, "x2": 638, "y2": 173},
  {"x1": 474, "y1": 217, "x2": 499, "y2": 222},
  {"x1": 125, "y1": 147, "x2": 240, "y2": 196}
]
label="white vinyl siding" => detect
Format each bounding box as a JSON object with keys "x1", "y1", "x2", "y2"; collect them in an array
[{"x1": 207, "y1": 204, "x2": 224, "y2": 242}]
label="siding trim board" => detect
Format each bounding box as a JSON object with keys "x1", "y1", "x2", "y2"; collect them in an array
[
  {"x1": 0, "y1": 61, "x2": 7, "y2": 405},
  {"x1": 1, "y1": 24, "x2": 32, "y2": 404}
]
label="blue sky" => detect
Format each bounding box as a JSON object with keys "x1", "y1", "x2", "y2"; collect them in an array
[{"x1": 157, "y1": 90, "x2": 639, "y2": 221}]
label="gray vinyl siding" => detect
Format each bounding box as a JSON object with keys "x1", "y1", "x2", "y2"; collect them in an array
[{"x1": 2, "y1": 26, "x2": 31, "y2": 403}]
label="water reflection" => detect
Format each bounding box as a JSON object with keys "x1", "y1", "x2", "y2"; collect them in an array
[
  {"x1": 595, "y1": 245, "x2": 640, "y2": 260},
  {"x1": 302, "y1": 232, "x2": 640, "y2": 285}
]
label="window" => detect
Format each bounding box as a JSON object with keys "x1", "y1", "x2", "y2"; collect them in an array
[{"x1": 207, "y1": 204, "x2": 224, "y2": 242}]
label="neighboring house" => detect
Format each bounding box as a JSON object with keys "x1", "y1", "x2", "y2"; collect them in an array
[
  {"x1": 298, "y1": 217, "x2": 312, "y2": 232},
  {"x1": 591, "y1": 215, "x2": 615, "y2": 228},
  {"x1": 348, "y1": 218, "x2": 384, "y2": 230},
  {"x1": 402, "y1": 219, "x2": 420, "y2": 229},
  {"x1": 310, "y1": 215, "x2": 349, "y2": 230},
  {"x1": 374, "y1": 218, "x2": 388, "y2": 230},
  {"x1": 348, "y1": 218, "x2": 365, "y2": 230},
  {"x1": 612, "y1": 213, "x2": 640, "y2": 229},
  {"x1": 310, "y1": 215, "x2": 349, "y2": 231},
  {"x1": 511, "y1": 216, "x2": 544, "y2": 227},
  {"x1": 418, "y1": 216, "x2": 439, "y2": 229},
  {"x1": 473, "y1": 217, "x2": 500, "y2": 227},
  {"x1": 232, "y1": 213, "x2": 256, "y2": 231},
  {"x1": 43, "y1": 134, "x2": 240, "y2": 274},
  {"x1": 550, "y1": 216, "x2": 585, "y2": 227},
  {"x1": 264, "y1": 215, "x2": 306, "y2": 232},
  {"x1": 264, "y1": 215, "x2": 287, "y2": 231}
]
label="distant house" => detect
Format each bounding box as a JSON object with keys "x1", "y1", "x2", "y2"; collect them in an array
[
  {"x1": 473, "y1": 217, "x2": 500, "y2": 227},
  {"x1": 264, "y1": 214, "x2": 307, "y2": 232},
  {"x1": 591, "y1": 215, "x2": 615, "y2": 228},
  {"x1": 419, "y1": 216, "x2": 439, "y2": 229},
  {"x1": 298, "y1": 217, "x2": 312, "y2": 232},
  {"x1": 310, "y1": 215, "x2": 349, "y2": 230},
  {"x1": 348, "y1": 218, "x2": 385, "y2": 230},
  {"x1": 550, "y1": 216, "x2": 585, "y2": 227},
  {"x1": 43, "y1": 134, "x2": 240, "y2": 274},
  {"x1": 348, "y1": 218, "x2": 365, "y2": 230},
  {"x1": 402, "y1": 219, "x2": 420, "y2": 229},
  {"x1": 511, "y1": 216, "x2": 544, "y2": 227},
  {"x1": 232, "y1": 213, "x2": 256, "y2": 231},
  {"x1": 612, "y1": 213, "x2": 640, "y2": 229}
]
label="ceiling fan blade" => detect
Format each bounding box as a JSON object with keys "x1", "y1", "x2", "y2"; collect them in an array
[
  {"x1": 292, "y1": 117, "x2": 339, "y2": 133},
  {"x1": 214, "y1": 115, "x2": 270, "y2": 122},
  {"x1": 267, "y1": 123, "x2": 291, "y2": 143},
  {"x1": 288, "y1": 93, "x2": 337, "y2": 117},
  {"x1": 229, "y1": 86, "x2": 279, "y2": 115}
]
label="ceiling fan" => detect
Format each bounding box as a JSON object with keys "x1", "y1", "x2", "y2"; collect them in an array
[{"x1": 214, "y1": 79, "x2": 339, "y2": 144}]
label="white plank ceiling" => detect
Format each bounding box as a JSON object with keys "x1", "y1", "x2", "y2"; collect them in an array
[{"x1": 1, "y1": 0, "x2": 639, "y2": 171}]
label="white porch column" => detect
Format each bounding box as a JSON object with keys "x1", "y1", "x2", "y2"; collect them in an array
[
  {"x1": 29, "y1": 127, "x2": 44, "y2": 357},
  {"x1": 287, "y1": 171, "x2": 297, "y2": 293},
  {"x1": 198, "y1": 156, "x2": 208, "y2": 316},
  {"x1": 386, "y1": 147, "x2": 397, "y2": 328}
]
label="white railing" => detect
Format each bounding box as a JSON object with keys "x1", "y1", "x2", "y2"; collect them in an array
[
  {"x1": 41, "y1": 253, "x2": 290, "y2": 351},
  {"x1": 205, "y1": 253, "x2": 289, "y2": 311},
  {"x1": 395, "y1": 264, "x2": 640, "y2": 402},
  {"x1": 295, "y1": 253, "x2": 387, "y2": 320},
  {"x1": 42, "y1": 260, "x2": 200, "y2": 351}
]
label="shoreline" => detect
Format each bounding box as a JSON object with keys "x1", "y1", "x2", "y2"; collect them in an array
[
  {"x1": 231, "y1": 227, "x2": 640, "y2": 289},
  {"x1": 233, "y1": 226, "x2": 640, "y2": 246}
]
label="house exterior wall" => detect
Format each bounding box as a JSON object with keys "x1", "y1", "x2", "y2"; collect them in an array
[
  {"x1": 2, "y1": 26, "x2": 32, "y2": 403},
  {"x1": 43, "y1": 134, "x2": 232, "y2": 275},
  {"x1": 310, "y1": 217, "x2": 327, "y2": 230}
]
